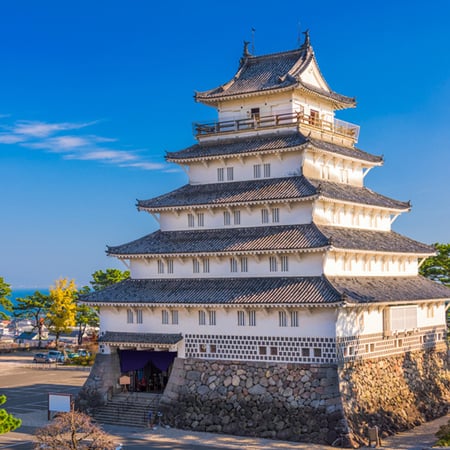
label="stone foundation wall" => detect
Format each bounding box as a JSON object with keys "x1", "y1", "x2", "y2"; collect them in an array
[
  {"x1": 160, "y1": 358, "x2": 348, "y2": 445},
  {"x1": 339, "y1": 344, "x2": 450, "y2": 446}
]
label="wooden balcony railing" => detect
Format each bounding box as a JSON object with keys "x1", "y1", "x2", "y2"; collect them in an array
[{"x1": 193, "y1": 112, "x2": 360, "y2": 142}]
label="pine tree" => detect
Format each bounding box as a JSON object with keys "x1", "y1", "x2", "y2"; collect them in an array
[{"x1": 0, "y1": 394, "x2": 21, "y2": 434}]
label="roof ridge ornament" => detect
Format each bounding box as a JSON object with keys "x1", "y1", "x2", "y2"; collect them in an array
[
  {"x1": 239, "y1": 40, "x2": 252, "y2": 67},
  {"x1": 302, "y1": 29, "x2": 310, "y2": 48}
]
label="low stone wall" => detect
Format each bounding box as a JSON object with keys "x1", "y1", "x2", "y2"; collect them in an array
[
  {"x1": 339, "y1": 345, "x2": 450, "y2": 446},
  {"x1": 160, "y1": 358, "x2": 348, "y2": 445}
]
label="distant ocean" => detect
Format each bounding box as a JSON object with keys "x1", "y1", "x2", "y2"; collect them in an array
[{"x1": 0, "y1": 288, "x2": 49, "y2": 316}]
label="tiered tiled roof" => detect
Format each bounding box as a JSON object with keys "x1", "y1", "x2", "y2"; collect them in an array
[
  {"x1": 82, "y1": 276, "x2": 449, "y2": 306},
  {"x1": 195, "y1": 44, "x2": 355, "y2": 108},
  {"x1": 107, "y1": 224, "x2": 432, "y2": 257},
  {"x1": 166, "y1": 132, "x2": 381, "y2": 163},
  {"x1": 137, "y1": 176, "x2": 409, "y2": 212},
  {"x1": 99, "y1": 331, "x2": 182, "y2": 345}
]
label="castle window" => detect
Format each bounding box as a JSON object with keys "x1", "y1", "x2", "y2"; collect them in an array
[
  {"x1": 199, "y1": 343, "x2": 207, "y2": 353},
  {"x1": 313, "y1": 348, "x2": 322, "y2": 357},
  {"x1": 217, "y1": 167, "x2": 224, "y2": 182},
  {"x1": 251, "y1": 107, "x2": 260, "y2": 121},
  {"x1": 187, "y1": 213, "x2": 195, "y2": 228},
  {"x1": 269, "y1": 256, "x2": 278, "y2": 272},
  {"x1": 202, "y1": 258, "x2": 210, "y2": 273},
  {"x1": 226, "y1": 167, "x2": 234, "y2": 181},
  {"x1": 263, "y1": 163, "x2": 271, "y2": 178},
  {"x1": 237, "y1": 311, "x2": 245, "y2": 326},
  {"x1": 136, "y1": 309, "x2": 143, "y2": 324},
  {"x1": 280, "y1": 256, "x2": 289, "y2": 272},
  {"x1": 230, "y1": 258, "x2": 238, "y2": 273},
  {"x1": 198, "y1": 310, "x2": 206, "y2": 325},
  {"x1": 192, "y1": 259, "x2": 200, "y2": 273},
  {"x1": 248, "y1": 310, "x2": 256, "y2": 326},
  {"x1": 253, "y1": 164, "x2": 261, "y2": 179},
  {"x1": 259, "y1": 346, "x2": 267, "y2": 355},
  {"x1": 210, "y1": 344, "x2": 217, "y2": 353},
  {"x1": 270, "y1": 346, "x2": 278, "y2": 356},
  {"x1": 161, "y1": 310, "x2": 169, "y2": 325},
  {"x1": 271, "y1": 208, "x2": 280, "y2": 223},
  {"x1": 290, "y1": 311, "x2": 299, "y2": 327},
  {"x1": 261, "y1": 209, "x2": 269, "y2": 224},
  {"x1": 197, "y1": 213, "x2": 205, "y2": 227},
  {"x1": 240, "y1": 257, "x2": 248, "y2": 273},
  {"x1": 167, "y1": 259, "x2": 174, "y2": 274},
  {"x1": 278, "y1": 311, "x2": 287, "y2": 327},
  {"x1": 309, "y1": 109, "x2": 319, "y2": 126},
  {"x1": 157, "y1": 260, "x2": 165, "y2": 274},
  {"x1": 208, "y1": 310, "x2": 216, "y2": 326},
  {"x1": 387, "y1": 305, "x2": 417, "y2": 332},
  {"x1": 302, "y1": 348, "x2": 310, "y2": 357},
  {"x1": 223, "y1": 211, "x2": 231, "y2": 226},
  {"x1": 233, "y1": 210, "x2": 241, "y2": 225},
  {"x1": 427, "y1": 306, "x2": 434, "y2": 318},
  {"x1": 126, "y1": 309, "x2": 134, "y2": 324},
  {"x1": 171, "y1": 310, "x2": 178, "y2": 325}
]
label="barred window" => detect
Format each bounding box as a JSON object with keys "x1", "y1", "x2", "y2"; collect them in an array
[
  {"x1": 290, "y1": 310, "x2": 299, "y2": 327},
  {"x1": 261, "y1": 209, "x2": 269, "y2": 224},
  {"x1": 280, "y1": 255, "x2": 289, "y2": 272},
  {"x1": 208, "y1": 310, "x2": 216, "y2": 326},
  {"x1": 233, "y1": 210, "x2": 241, "y2": 225},
  {"x1": 217, "y1": 167, "x2": 224, "y2": 182},
  {"x1": 230, "y1": 258, "x2": 238, "y2": 273},
  {"x1": 263, "y1": 163, "x2": 271, "y2": 178},
  {"x1": 269, "y1": 256, "x2": 278, "y2": 272},
  {"x1": 193, "y1": 259, "x2": 200, "y2": 273},
  {"x1": 278, "y1": 311, "x2": 287, "y2": 327},
  {"x1": 223, "y1": 211, "x2": 231, "y2": 226},
  {"x1": 240, "y1": 257, "x2": 248, "y2": 273},
  {"x1": 171, "y1": 310, "x2": 178, "y2": 325},
  {"x1": 271, "y1": 207, "x2": 280, "y2": 223},
  {"x1": 157, "y1": 260, "x2": 165, "y2": 274},
  {"x1": 202, "y1": 258, "x2": 210, "y2": 273},
  {"x1": 136, "y1": 309, "x2": 143, "y2": 324},
  {"x1": 197, "y1": 213, "x2": 204, "y2": 227},
  {"x1": 167, "y1": 259, "x2": 174, "y2": 274},
  {"x1": 127, "y1": 309, "x2": 134, "y2": 324},
  {"x1": 226, "y1": 167, "x2": 234, "y2": 181},
  {"x1": 248, "y1": 310, "x2": 256, "y2": 326},
  {"x1": 162, "y1": 310, "x2": 169, "y2": 325},
  {"x1": 253, "y1": 164, "x2": 261, "y2": 179},
  {"x1": 187, "y1": 213, "x2": 195, "y2": 228},
  {"x1": 237, "y1": 310, "x2": 245, "y2": 326},
  {"x1": 198, "y1": 310, "x2": 206, "y2": 325},
  {"x1": 210, "y1": 344, "x2": 217, "y2": 353}
]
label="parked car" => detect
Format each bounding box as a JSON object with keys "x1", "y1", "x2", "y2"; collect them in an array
[
  {"x1": 47, "y1": 350, "x2": 65, "y2": 363},
  {"x1": 33, "y1": 353, "x2": 56, "y2": 363}
]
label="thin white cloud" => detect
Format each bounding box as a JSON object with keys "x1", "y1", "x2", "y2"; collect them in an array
[{"x1": 0, "y1": 118, "x2": 169, "y2": 172}]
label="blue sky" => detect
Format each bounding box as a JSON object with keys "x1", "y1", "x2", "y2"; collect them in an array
[{"x1": 1, "y1": 1, "x2": 449, "y2": 289}]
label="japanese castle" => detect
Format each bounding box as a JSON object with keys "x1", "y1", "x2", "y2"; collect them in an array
[{"x1": 82, "y1": 33, "x2": 450, "y2": 445}]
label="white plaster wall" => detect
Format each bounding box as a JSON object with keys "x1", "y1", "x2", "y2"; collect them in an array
[
  {"x1": 130, "y1": 252, "x2": 324, "y2": 279},
  {"x1": 188, "y1": 152, "x2": 303, "y2": 185},
  {"x1": 159, "y1": 202, "x2": 312, "y2": 231},
  {"x1": 417, "y1": 303, "x2": 447, "y2": 328},
  {"x1": 324, "y1": 252, "x2": 418, "y2": 277},
  {"x1": 99, "y1": 305, "x2": 337, "y2": 340}
]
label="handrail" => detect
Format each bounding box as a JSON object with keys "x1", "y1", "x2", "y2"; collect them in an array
[{"x1": 193, "y1": 111, "x2": 360, "y2": 141}]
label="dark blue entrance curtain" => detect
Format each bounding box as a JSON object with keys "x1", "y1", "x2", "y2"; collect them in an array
[{"x1": 119, "y1": 350, "x2": 177, "y2": 372}]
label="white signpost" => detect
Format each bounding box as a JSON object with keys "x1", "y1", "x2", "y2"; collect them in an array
[{"x1": 48, "y1": 393, "x2": 72, "y2": 420}]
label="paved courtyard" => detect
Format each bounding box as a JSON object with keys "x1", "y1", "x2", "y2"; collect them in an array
[{"x1": 0, "y1": 352, "x2": 448, "y2": 449}]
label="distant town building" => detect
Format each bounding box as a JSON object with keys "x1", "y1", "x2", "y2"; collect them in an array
[{"x1": 81, "y1": 33, "x2": 450, "y2": 445}]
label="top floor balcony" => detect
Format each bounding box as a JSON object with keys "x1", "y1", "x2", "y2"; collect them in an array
[{"x1": 193, "y1": 111, "x2": 360, "y2": 144}]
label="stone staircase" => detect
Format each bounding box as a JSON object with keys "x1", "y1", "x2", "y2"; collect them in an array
[{"x1": 92, "y1": 392, "x2": 162, "y2": 428}]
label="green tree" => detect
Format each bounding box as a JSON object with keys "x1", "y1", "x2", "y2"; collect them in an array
[
  {"x1": 47, "y1": 278, "x2": 77, "y2": 348},
  {"x1": 34, "y1": 410, "x2": 116, "y2": 449},
  {"x1": 0, "y1": 277, "x2": 12, "y2": 320},
  {"x1": 75, "y1": 286, "x2": 99, "y2": 346},
  {"x1": 420, "y1": 243, "x2": 450, "y2": 286},
  {"x1": 90, "y1": 268, "x2": 130, "y2": 291},
  {"x1": 13, "y1": 291, "x2": 50, "y2": 349},
  {"x1": 0, "y1": 394, "x2": 21, "y2": 434}
]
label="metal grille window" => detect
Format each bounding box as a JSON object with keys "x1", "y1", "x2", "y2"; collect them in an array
[
  {"x1": 193, "y1": 259, "x2": 200, "y2": 273},
  {"x1": 217, "y1": 167, "x2": 224, "y2": 182},
  {"x1": 233, "y1": 210, "x2": 241, "y2": 225},
  {"x1": 171, "y1": 310, "x2": 178, "y2": 325},
  {"x1": 157, "y1": 260, "x2": 165, "y2": 274},
  {"x1": 197, "y1": 213, "x2": 204, "y2": 227},
  {"x1": 167, "y1": 259, "x2": 174, "y2": 274},
  {"x1": 223, "y1": 211, "x2": 231, "y2": 226},
  {"x1": 253, "y1": 164, "x2": 261, "y2": 179},
  {"x1": 290, "y1": 311, "x2": 299, "y2": 327},
  {"x1": 198, "y1": 310, "x2": 206, "y2": 326},
  {"x1": 278, "y1": 311, "x2": 287, "y2": 327},
  {"x1": 240, "y1": 257, "x2": 248, "y2": 273},
  {"x1": 237, "y1": 310, "x2": 245, "y2": 326},
  {"x1": 271, "y1": 207, "x2": 280, "y2": 223},
  {"x1": 263, "y1": 163, "x2": 271, "y2": 178},
  {"x1": 388, "y1": 306, "x2": 418, "y2": 332},
  {"x1": 161, "y1": 310, "x2": 169, "y2": 325},
  {"x1": 269, "y1": 256, "x2": 278, "y2": 272},
  {"x1": 208, "y1": 310, "x2": 216, "y2": 326},
  {"x1": 136, "y1": 309, "x2": 143, "y2": 324},
  {"x1": 230, "y1": 258, "x2": 238, "y2": 273},
  {"x1": 187, "y1": 213, "x2": 195, "y2": 228},
  {"x1": 280, "y1": 256, "x2": 289, "y2": 272},
  {"x1": 261, "y1": 209, "x2": 269, "y2": 224},
  {"x1": 226, "y1": 167, "x2": 234, "y2": 181},
  {"x1": 126, "y1": 309, "x2": 134, "y2": 324},
  {"x1": 202, "y1": 258, "x2": 210, "y2": 273},
  {"x1": 248, "y1": 310, "x2": 256, "y2": 326}
]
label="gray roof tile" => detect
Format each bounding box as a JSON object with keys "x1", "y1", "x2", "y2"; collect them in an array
[
  {"x1": 99, "y1": 331, "x2": 182, "y2": 345},
  {"x1": 166, "y1": 132, "x2": 381, "y2": 163}
]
